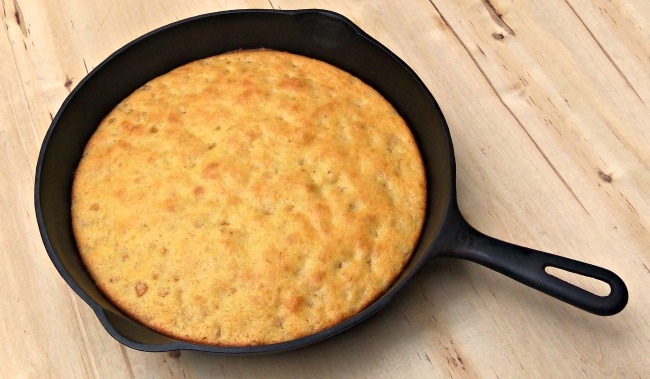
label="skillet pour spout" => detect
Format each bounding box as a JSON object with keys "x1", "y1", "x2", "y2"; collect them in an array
[{"x1": 35, "y1": 9, "x2": 628, "y2": 354}]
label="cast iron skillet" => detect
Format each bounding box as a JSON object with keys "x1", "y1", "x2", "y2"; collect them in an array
[{"x1": 35, "y1": 9, "x2": 628, "y2": 354}]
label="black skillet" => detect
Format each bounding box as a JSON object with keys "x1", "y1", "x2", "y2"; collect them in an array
[{"x1": 35, "y1": 9, "x2": 628, "y2": 354}]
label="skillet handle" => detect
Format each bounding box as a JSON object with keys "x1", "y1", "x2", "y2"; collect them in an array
[{"x1": 438, "y1": 211, "x2": 628, "y2": 316}]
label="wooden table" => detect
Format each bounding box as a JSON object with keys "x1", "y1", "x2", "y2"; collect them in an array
[{"x1": 2, "y1": 0, "x2": 649, "y2": 377}]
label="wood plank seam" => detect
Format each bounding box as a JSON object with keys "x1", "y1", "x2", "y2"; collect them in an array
[
  {"x1": 70, "y1": 296, "x2": 101, "y2": 379},
  {"x1": 563, "y1": 0, "x2": 646, "y2": 105},
  {"x1": 426, "y1": 0, "x2": 591, "y2": 215},
  {"x1": 119, "y1": 344, "x2": 136, "y2": 379}
]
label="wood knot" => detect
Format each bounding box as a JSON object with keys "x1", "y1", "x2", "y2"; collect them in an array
[
  {"x1": 597, "y1": 169, "x2": 612, "y2": 183},
  {"x1": 64, "y1": 75, "x2": 73, "y2": 91}
]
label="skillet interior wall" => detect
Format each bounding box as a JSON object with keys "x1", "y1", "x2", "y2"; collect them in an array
[{"x1": 37, "y1": 10, "x2": 453, "y2": 345}]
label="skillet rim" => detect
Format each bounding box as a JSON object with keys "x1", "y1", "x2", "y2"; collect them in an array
[{"x1": 34, "y1": 8, "x2": 458, "y2": 354}]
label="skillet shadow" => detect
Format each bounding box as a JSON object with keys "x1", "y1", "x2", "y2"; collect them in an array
[
  {"x1": 418, "y1": 257, "x2": 631, "y2": 341},
  {"x1": 171, "y1": 257, "x2": 629, "y2": 376}
]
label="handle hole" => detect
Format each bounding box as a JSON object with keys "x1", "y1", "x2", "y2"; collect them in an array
[{"x1": 545, "y1": 266, "x2": 611, "y2": 296}]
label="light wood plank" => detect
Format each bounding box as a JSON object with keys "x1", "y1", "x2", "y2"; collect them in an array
[
  {"x1": 419, "y1": 0, "x2": 650, "y2": 376},
  {"x1": 1, "y1": 0, "x2": 648, "y2": 377},
  {"x1": 1, "y1": 11, "x2": 104, "y2": 379},
  {"x1": 565, "y1": 0, "x2": 650, "y2": 104}
]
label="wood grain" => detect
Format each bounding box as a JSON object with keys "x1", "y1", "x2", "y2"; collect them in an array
[{"x1": 1, "y1": 0, "x2": 648, "y2": 377}]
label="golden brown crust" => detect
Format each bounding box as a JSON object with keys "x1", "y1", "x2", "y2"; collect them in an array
[{"x1": 72, "y1": 49, "x2": 426, "y2": 346}]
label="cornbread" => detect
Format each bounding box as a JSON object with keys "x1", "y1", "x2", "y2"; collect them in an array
[{"x1": 72, "y1": 50, "x2": 426, "y2": 346}]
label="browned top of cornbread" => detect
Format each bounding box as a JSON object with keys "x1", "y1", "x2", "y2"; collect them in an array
[{"x1": 72, "y1": 49, "x2": 426, "y2": 346}]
